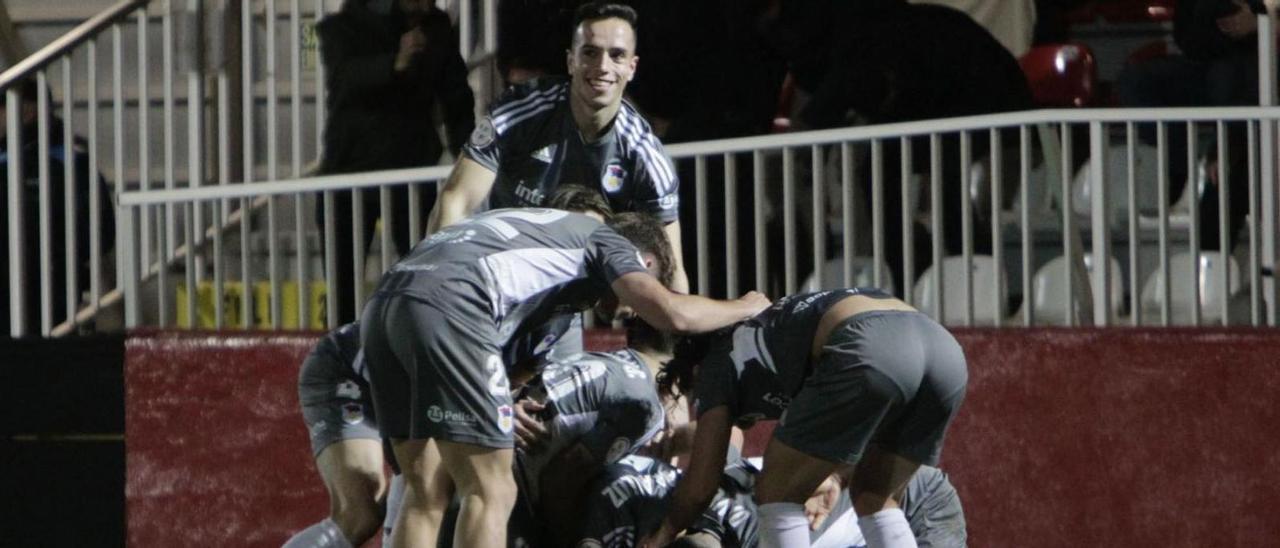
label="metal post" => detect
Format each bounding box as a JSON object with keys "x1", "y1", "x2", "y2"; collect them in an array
[{"x1": 1089, "y1": 120, "x2": 1112, "y2": 326}]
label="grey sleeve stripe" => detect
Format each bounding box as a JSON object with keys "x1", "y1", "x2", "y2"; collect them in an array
[
  {"x1": 615, "y1": 111, "x2": 677, "y2": 194},
  {"x1": 490, "y1": 83, "x2": 563, "y2": 118}
]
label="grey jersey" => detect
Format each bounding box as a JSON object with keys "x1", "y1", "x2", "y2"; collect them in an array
[
  {"x1": 579, "y1": 456, "x2": 759, "y2": 548},
  {"x1": 463, "y1": 78, "x2": 679, "y2": 223},
  {"x1": 519, "y1": 349, "x2": 665, "y2": 501},
  {"x1": 378, "y1": 208, "x2": 648, "y2": 342},
  {"x1": 694, "y1": 288, "x2": 893, "y2": 422}
]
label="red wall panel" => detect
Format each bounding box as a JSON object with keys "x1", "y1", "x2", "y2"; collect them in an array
[{"x1": 125, "y1": 328, "x2": 1280, "y2": 547}]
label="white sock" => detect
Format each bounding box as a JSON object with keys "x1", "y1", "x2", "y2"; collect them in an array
[
  {"x1": 758, "y1": 502, "x2": 811, "y2": 548},
  {"x1": 858, "y1": 508, "x2": 917, "y2": 548},
  {"x1": 281, "y1": 518, "x2": 354, "y2": 548}
]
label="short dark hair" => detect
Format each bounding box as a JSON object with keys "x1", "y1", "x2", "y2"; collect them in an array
[
  {"x1": 547, "y1": 184, "x2": 613, "y2": 221},
  {"x1": 608, "y1": 212, "x2": 673, "y2": 288},
  {"x1": 573, "y1": 2, "x2": 638, "y2": 34}
]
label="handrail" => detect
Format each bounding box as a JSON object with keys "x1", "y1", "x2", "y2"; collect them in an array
[
  {"x1": 0, "y1": 0, "x2": 151, "y2": 90},
  {"x1": 119, "y1": 105, "x2": 1280, "y2": 206}
]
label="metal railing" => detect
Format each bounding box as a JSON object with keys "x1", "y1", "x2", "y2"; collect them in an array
[
  {"x1": 0, "y1": 0, "x2": 498, "y2": 337},
  {"x1": 116, "y1": 106, "x2": 1280, "y2": 330}
]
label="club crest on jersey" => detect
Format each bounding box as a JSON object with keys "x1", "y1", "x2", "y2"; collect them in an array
[
  {"x1": 335, "y1": 380, "x2": 362, "y2": 400},
  {"x1": 470, "y1": 117, "x2": 496, "y2": 148},
  {"x1": 497, "y1": 404, "x2": 514, "y2": 434},
  {"x1": 341, "y1": 403, "x2": 364, "y2": 425},
  {"x1": 602, "y1": 164, "x2": 626, "y2": 193}
]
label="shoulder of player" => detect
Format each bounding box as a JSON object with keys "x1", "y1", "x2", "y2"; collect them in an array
[
  {"x1": 487, "y1": 78, "x2": 569, "y2": 135},
  {"x1": 612, "y1": 102, "x2": 665, "y2": 152}
]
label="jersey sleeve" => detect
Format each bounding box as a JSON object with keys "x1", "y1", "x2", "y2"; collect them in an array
[
  {"x1": 693, "y1": 345, "x2": 739, "y2": 418},
  {"x1": 616, "y1": 109, "x2": 680, "y2": 223},
  {"x1": 462, "y1": 79, "x2": 564, "y2": 174},
  {"x1": 585, "y1": 225, "x2": 649, "y2": 285}
]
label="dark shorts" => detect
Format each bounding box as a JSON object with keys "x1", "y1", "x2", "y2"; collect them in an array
[
  {"x1": 774, "y1": 310, "x2": 968, "y2": 466},
  {"x1": 361, "y1": 288, "x2": 515, "y2": 448},
  {"x1": 298, "y1": 352, "x2": 379, "y2": 457}
]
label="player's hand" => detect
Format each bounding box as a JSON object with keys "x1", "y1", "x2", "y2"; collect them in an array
[
  {"x1": 394, "y1": 27, "x2": 428, "y2": 71},
  {"x1": 738, "y1": 290, "x2": 771, "y2": 316},
  {"x1": 805, "y1": 474, "x2": 842, "y2": 531},
  {"x1": 1217, "y1": 0, "x2": 1258, "y2": 38},
  {"x1": 513, "y1": 399, "x2": 549, "y2": 452},
  {"x1": 637, "y1": 525, "x2": 675, "y2": 548}
]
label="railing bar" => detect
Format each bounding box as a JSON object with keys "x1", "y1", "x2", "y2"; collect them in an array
[
  {"x1": 137, "y1": 10, "x2": 151, "y2": 287},
  {"x1": 930, "y1": 133, "x2": 943, "y2": 322},
  {"x1": 324, "y1": 190, "x2": 338, "y2": 328},
  {"x1": 812, "y1": 145, "x2": 825, "y2": 291},
  {"x1": 960, "y1": 131, "x2": 973, "y2": 326},
  {"x1": 783, "y1": 146, "x2": 796, "y2": 294},
  {"x1": 871, "y1": 139, "x2": 885, "y2": 290},
  {"x1": 1127, "y1": 122, "x2": 1141, "y2": 326},
  {"x1": 0, "y1": 0, "x2": 148, "y2": 88},
  {"x1": 902, "y1": 137, "x2": 914, "y2": 302},
  {"x1": 216, "y1": 60, "x2": 231, "y2": 328},
  {"x1": 724, "y1": 153, "x2": 739, "y2": 297},
  {"x1": 1088, "y1": 120, "x2": 1111, "y2": 326},
  {"x1": 989, "y1": 128, "x2": 1003, "y2": 327},
  {"x1": 1187, "y1": 122, "x2": 1200, "y2": 325},
  {"x1": 314, "y1": 0, "x2": 326, "y2": 160},
  {"x1": 1157, "y1": 122, "x2": 1171, "y2": 325},
  {"x1": 88, "y1": 41, "x2": 102, "y2": 329},
  {"x1": 1020, "y1": 125, "x2": 1033, "y2": 326},
  {"x1": 1216, "y1": 120, "x2": 1230, "y2": 325},
  {"x1": 380, "y1": 186, "x2": 393, "y2": 272},
  {"x1": 841, "y1": 142, "x2": 854, "y2": 288},
  {"x1": 163, "y1": 4, "x2": 176, "y2": 264},
  {"x1": 352, "y1": 189, "x2": 366, "y2": 321},
  {"x1": 753, "y1": 151, "x2": 767, "y2": 292},
  {"x1": 695, "y1": 155, "x2": 709, "y2": 295},
  {"x1": 1248, "y1": 121, "x2": 1260, "y2": 326},
  {"x1": 62, "y1": 60, "x2": 77, "y2": 326},
  {"x1": 37, "y1": 71, "x2": 52, "y2": 334},
  {"x1": 6, "y1": 89, "x2": 22, "y2": 336},
  {"x1": 1060, "y1": 123, "x2": 1074, "y2": 326}
]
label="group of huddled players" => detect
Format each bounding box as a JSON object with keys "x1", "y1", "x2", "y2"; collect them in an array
[{"x1": 284, "y1": 3, "x2": 969, "y2": 547}]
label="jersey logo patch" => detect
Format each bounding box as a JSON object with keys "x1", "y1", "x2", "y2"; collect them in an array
[
  {"x1": 602, "y1": 164, "x2": 626, "y2": 193},
  {"x1": 470, "y1": 117, "x2": 496, "y2": 148},
  {"x1": 531, "y1": 146, "x2": 553, "y2": 163},
  {"x1": 341, "y1": 403, "x2": 364, "y2": 425},
  {"x1": 497, "y1": 404, "x2": 515, "y2": 434}
]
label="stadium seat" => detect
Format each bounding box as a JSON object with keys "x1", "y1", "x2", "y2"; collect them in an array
[
  {"x1": 1140, "y1": 251, "x2": 1242, "y2": 325},
  {"x1": 1026, "y1": 254, "x2": 1125, "y2": 325},
  {"x1": 1019, "y1": 43, "x2": 1098, "y2": 108},
  {"x1": 801, "y1": 256, "x2": 896, "y2": 295},
  {"x1": 912, "y1": 256, "x2": 1008, "y2": 326},
  {"x1": 1070, "y1": 142, "x2": 1163, "y2": 221}
]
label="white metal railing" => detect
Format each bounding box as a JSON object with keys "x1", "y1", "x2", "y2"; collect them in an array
[
  {"x1": 0, "y1": 0, "x2": 497, "y2": 337},
  {"x1": 117, "y1": 106, "x2": 1280, "y2": 330}
]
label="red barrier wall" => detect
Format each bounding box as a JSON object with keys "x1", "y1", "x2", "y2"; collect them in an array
[{"x1": 126, "y1": 328, "x2": 1280, "y2": 547}]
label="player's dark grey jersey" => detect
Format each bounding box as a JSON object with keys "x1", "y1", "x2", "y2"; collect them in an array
[
  {"x1": 463, "y1": 77, "x2": 679, "y2": 223},
  {"x1": 298, "y1": 322, "x2": 366, "y2": 405},
  {"x1": 694, "y1": 288, "x2": 893, "y2": 421},
  {"x1": 518, "y1": 349, "x2": 665, "y2": 502},
  {"x1": 578, "y1": 456, "x2": 759, "y2": 548},
  {"x1": 377, "y1": 208, "x2": 648, "y2": 341}
]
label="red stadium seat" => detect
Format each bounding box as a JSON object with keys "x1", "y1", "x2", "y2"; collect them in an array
[{"x1": 1019, "y1": 43, "x2": 1099, "y2": 108}]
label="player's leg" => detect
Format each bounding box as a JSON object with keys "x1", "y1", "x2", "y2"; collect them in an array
[
  {"x1": 848, "y1": 446, "x2": 921, "y2": 548},
  {"x1": 323, "y1": 439, "x2": 388, "y2": 542},
  {"x1": 753, "y1": 438, "x2": 842, "y2": 548},
  {"x1": 436, "y1": 440, "x2": 518, "y2": 548},
  {"x1": 386, "y1": 439, "x2": 453, "y2": 548}
]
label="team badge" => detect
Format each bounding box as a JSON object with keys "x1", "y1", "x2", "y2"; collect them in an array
[
  {"x1": 427, "y1": 405, "x2": 444, "y2": 423},
  {"x1": 497, "y1": 404, "x2": 514, "y2": 434},
  {"x1": 470, "y1": 117, "x2": 496, "y2": 148},
  {"x1": 602, "y1": 164, "x2": 626, "y2": 193},
  {"x1": 341, "y1": 403, "x2": 364, "y2": 425},
  {"x1": 335, "y1": 380, "x2": 361, "y2": 400}
]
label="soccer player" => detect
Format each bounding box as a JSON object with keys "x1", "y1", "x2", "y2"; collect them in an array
[
  {"x1": 640, "y1": 289, "x2": 969, "y2": 548},
  {"x1": 427, "y1": 2, "x2": 690, "y2": 293},
  {"x1": 285, "y1": 323, "x2": 383, "y2": 548},
  {"x1": 361, "y1": 190, "x2": 767, "y2": 547}
]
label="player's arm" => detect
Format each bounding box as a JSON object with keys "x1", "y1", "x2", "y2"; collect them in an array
[
  {"x1": 638, "y1": 405, "x2": 733, "y2": 548},
  {"x1": 662, "y1": 221, "x2": 691, "y2": 294},
  {"x1": 426, "y1": 155, "x2": 496, "y2": 234},
  {"x1": 611, "y1": 272, "x2": 768, "y2": 334}
]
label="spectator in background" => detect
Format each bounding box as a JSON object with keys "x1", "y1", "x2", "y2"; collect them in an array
[
  {"x1": 0, "y1": 79, "x2": 115, "y2": 337},
  {"x1": 315, "y1": 0, "x2": 474, "y2": 325},
  {"x1": 1117, "y1": 0, "x2": 1268, "y2": 254},
  {"x1": 908, "y1": 0, "x2": 1037, "y2": 58},
  {"x1": 774, "y1": 0, "x2": 1033, "y2": 297}
]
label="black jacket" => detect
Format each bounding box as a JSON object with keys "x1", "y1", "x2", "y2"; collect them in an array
[{"x1": 317, "y1": 1, "x2": 474, "y2": 174}]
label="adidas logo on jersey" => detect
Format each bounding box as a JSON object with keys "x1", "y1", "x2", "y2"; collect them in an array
[{"x1": 530, "y1": 146, "x2": 553, "y2": 163}]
